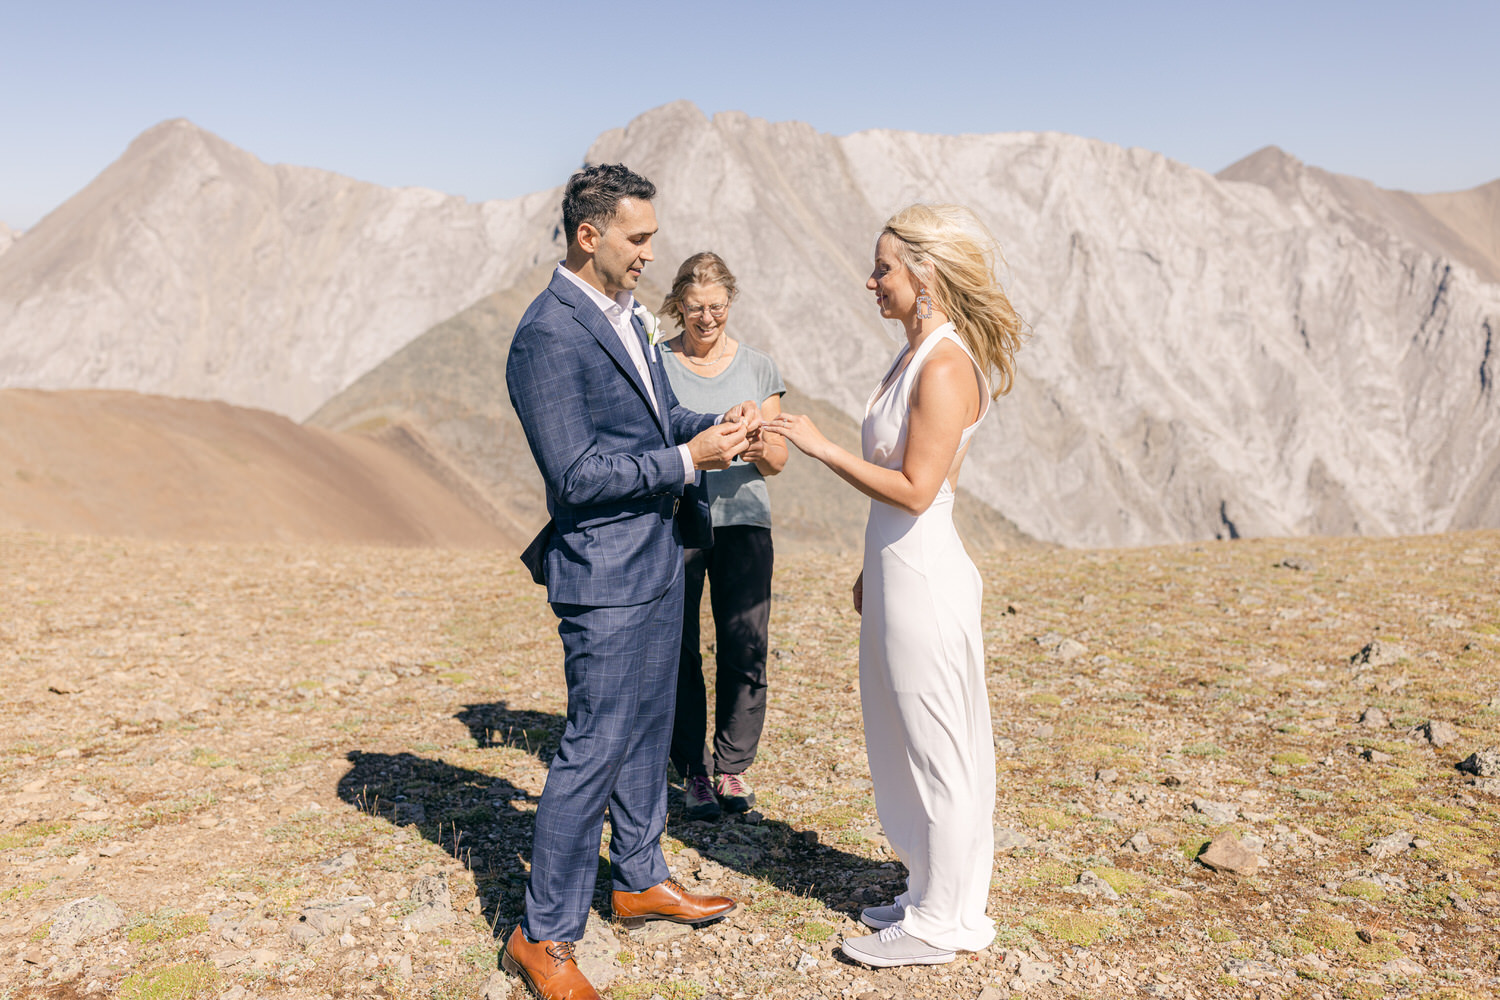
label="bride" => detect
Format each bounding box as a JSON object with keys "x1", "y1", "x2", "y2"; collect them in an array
[{"x1": 766, "y1": 204, "x2": 1024, "y2": 968}]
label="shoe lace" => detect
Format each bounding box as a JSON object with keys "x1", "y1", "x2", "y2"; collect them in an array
[
  {"x1": 876, "y1": 923, "x2": 906, "y2": 943},
  {"x1": 686, "y1": 774, "x2": 715, "y2": 801},
  {"x1": 545, "y1": 940, "x2": 576, "y2": 964},
  {"x1": 716, "y1": 772, "x2": 748, "y2": 797}
]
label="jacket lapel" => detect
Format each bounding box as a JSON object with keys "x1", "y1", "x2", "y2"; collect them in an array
[
  {"x1": 632, "y1": 311, "x2": 675, "y2": 430},
  {"x1": 548, "y1": 272, "x2": 668, "y2": 442}
]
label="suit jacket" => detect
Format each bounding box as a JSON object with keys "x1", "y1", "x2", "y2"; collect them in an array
[{"x1": 507, "y1": 269, "x2": 718, "y2": 607}]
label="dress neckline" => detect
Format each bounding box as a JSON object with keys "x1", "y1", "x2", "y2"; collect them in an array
[{"x1": 866, "y1": 323, "x2": 957, "y2": 415}]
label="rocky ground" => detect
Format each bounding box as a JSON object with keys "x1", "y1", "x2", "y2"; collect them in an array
[{"x1": 1, "y1": 529, "x2": 1498, "y2": 1000}]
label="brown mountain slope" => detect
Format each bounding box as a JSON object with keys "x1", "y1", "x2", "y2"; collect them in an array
[
  {"x1": 1219, "y1": 146, "x2": 1500, "y2": 282},
  {"x1": 1417, "y1": 178, "x2": 1500, "y2": 281},
  {"x1": 308, "y1": 268, "x2": 1037, "y2": 555},
  {"x1": 0, "y1": 389, "x2": 516, "y2": 547}
]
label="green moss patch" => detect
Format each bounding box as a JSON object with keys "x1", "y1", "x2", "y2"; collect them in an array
[{"x1": 118, "y1": 962, "x2": 220, "y2": 1000}]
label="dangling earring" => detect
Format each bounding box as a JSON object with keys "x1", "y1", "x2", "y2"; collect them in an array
[{"x1": 915, "y1": 287, "x2": 934, "y2": 320}]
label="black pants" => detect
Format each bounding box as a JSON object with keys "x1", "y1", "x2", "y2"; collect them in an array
[{"x1": 670, "y1": 525, "x2": 773, "y2": 778}]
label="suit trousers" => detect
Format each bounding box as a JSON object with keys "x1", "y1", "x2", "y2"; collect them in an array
[
  {"x1": 523, "y1": 564, "x2": 685, "y2": 943},
  {"x1": 670, "y1": 525, "x2": 773, "y2": 778}
]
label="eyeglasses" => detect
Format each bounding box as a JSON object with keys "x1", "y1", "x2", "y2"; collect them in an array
[{"x1": 683, "y1": 302, "x2": 729, "y2": 319}]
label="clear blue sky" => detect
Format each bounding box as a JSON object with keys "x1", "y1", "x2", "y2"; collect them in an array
[{"x1": 2, "y1": 0, "x2": 1497, "y2": 230}]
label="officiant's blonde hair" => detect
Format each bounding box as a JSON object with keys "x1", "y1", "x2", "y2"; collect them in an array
[
  {"x1": 660, "y1": 252, "x2": 739, "y2": 329},
  {"x1": 881, "y1": 205, "x2": 1026, "y2": 398}
]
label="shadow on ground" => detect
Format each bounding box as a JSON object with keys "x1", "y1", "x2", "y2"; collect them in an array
[{"x1": 336, "y1": 701, "x2": 904, "y2": 938}]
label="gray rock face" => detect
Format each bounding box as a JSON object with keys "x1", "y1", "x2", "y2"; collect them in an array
[
  {"x1": 5, "y1": 106, "x2": 1499, "y2": 547},
  {"x1": 47, "y1": 895, "x2": 124, "y2": 945},
  {"x1": 587, "y1": 105, "x2": 1500, "y2": 547},
  {"x1": 0, "y1": 120, "x2": 559, "y2": 421}
]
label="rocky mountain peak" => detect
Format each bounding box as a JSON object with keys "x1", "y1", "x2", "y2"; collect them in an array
[
  {"x1": 1217, "y1": 144, "x2": 1305, "y2": 186},
  {"x1": 2, "y1": 103, "x2": 1497, "y2": 546},
  {"x1": 0, "y1": 121, "x2": 561, "y2": 419}
]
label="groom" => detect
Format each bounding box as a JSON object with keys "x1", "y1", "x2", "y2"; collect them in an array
[{"x1": 503, "y1": 163, "x2": 760, "y2": 1000}]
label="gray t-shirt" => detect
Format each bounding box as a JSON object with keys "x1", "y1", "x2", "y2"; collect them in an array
[{"x1": 662, "y1": 342, "x2": 786, "y2": 530}]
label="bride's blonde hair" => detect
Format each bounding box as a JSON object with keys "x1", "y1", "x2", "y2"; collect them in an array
[{"x1": 881, "y1": 204, "x2": 1026, "y2": 398}]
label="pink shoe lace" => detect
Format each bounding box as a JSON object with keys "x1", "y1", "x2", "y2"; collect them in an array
[
  {"x1": 685, "y1": 774, "x2": 716, "y2": 806},
  {"x1": 715, "y1": 772, "x2": 749, "y2": 798}
]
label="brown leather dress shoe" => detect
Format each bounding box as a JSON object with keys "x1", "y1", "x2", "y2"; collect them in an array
[
  {"x1": 500, "y1": 924, "x2": 600, "y2": 1000},
  {"x1": 611, "y1": 877, "x2": 738, "y2": 929}
]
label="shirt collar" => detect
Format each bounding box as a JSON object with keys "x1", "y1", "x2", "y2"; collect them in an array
[{"x1": 556, "y1": 262, "x2": 633, "y2": 319}]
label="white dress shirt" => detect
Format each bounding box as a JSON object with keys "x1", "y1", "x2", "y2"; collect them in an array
[{"x1": 556, "y1": 264, "x2": 696, "y2": 483}]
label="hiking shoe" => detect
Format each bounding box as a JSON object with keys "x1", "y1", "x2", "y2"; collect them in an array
[
  {"x1": 713, "y1": 771, "x2": 756, "y2": 813},
  {"x1": 840, "y1": 923, "x2": 956, "y2": 968},
  {"x1": 859, "y1": 902, "x2": 905, "y2": 929},
  {"x1": 683, "y1": 774, "x2": 721, "y2": 821}
]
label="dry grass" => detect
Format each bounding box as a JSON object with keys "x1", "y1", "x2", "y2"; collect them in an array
[{"x1": 1, "y1": 530, "x2": 1498, "y2": 998}]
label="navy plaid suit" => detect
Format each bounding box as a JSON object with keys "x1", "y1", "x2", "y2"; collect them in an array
[{"x1": 506, "y1": 269, "x2": 718, "y2": 942}]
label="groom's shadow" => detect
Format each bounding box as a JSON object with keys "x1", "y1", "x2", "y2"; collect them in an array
[
  {"x1": 450, "y1": 702, "x2": 905, "y2": 924},
  {"x1": 337, "y1": 700, "x2": 591, "y2": 938}
]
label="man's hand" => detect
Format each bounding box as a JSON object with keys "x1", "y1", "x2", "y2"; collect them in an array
[
  {"x1": 688, "y1": 421, "x2": 748, "y2": 470},
  {"x1": 722, "y1": 399, "x2": 762, "y2": 436},
  {"x1": 742, "y1": 425, "x2": 778, "y2": 464}
]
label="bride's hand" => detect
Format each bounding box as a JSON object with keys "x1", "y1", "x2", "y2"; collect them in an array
[{"x1": 764, "y1": 413, "x2": 829, "y2": 460}]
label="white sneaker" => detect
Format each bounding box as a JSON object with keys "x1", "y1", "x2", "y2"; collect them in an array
[
  {"x1": 840, "y1": 923, "x2": 956, "y2": 968},
  {"x1": 859, "y1": 902, "x2": 905, "y2": 929}
]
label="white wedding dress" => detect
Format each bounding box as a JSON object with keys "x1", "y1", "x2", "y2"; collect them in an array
[{"x1": 860, "y1": 322, "x2": 996, "y2": 952}]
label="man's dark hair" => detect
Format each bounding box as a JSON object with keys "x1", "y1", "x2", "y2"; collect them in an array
[{"x1": 562, "y1": 163, "x2": 656, "y2": 248}]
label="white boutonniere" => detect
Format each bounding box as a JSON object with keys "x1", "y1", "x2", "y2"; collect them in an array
[{"x1": 634, "y1": 304, "x2": 666, "y2": 348}]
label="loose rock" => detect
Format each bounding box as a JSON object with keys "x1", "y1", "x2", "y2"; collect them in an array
[
  {"x1": 1019, "y1": 957, "x2": 1058, "y2": 984},
  {"x1": 994, "y1": 827, "x2": 1032, "y2": 853},
  {"x1": 47, "y1": 896, "x2": 124, "y2": 946},
  {"x1": 1197, "y1": 833, "x2": 1260, "y2": 876},
  {"x1": 1075, "y1": 870, "x2": 1119, "y2": 900},
  {"x1": 1366, "y1": 831, "x2": 1414, "y2": 859},
  {"x1": 297, "y1": 896, "x2": 374, "y2": 937},
  {"x1": 316, "y1": 850, "x2": 358, "y2": 875},
  {"x1": 481, "y1": 971, "x2": 513, "y2": 1000},
  {"x1": 1411, "y1": 720, "x2": 1458, "y2": 748},
  {"x1": 1035, "y1": 631, "x2": 1086, "y2": 662},
  {"x1": 1357, "y1": 706, "x2": 1388, "y2": 728},
  {"x1": 574, "y1": 912, "x2": 621, "y2": 989},
  {"x1": 1350, "y1": 640, "x2": 1407, "y2": 668},
  {"x1": 401, "y1": 875, "x2": 456, "y2": 932},
  {"x1": 1457, "y1": 747, "x2": 1500, "y2": 777},
  {"x1": 1190, "y1": 798, "x2": 1238, "y2": 825}
]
